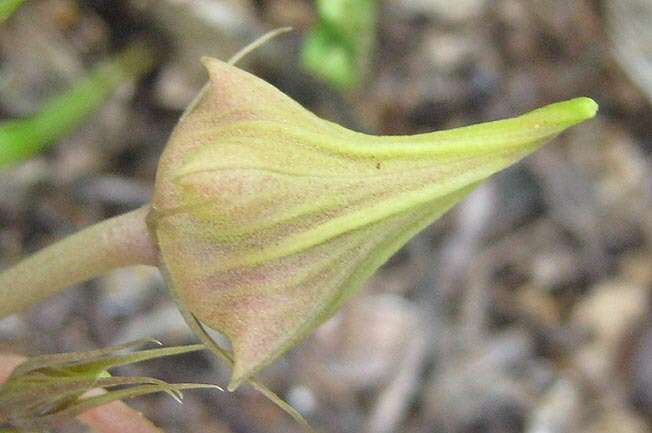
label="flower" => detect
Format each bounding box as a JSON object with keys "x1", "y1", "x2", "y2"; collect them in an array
[{"x1": 148, "y1": 57, "x2": 597, "y2": 389}]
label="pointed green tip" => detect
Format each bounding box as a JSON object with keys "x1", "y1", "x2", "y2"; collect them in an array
[
  {"x1": 228, "y1": 358, "x2": 257, "y2": 391},
  {"x1": 537, "y1": 97, "x2": 598, "y2": 126},
  {"x1": 227, "y1": 377, "x2": 242, "y2": 392},
  {"x1": 517, "y1": 97, "x2": 597, "y2": 135},
  {"x1": 570, "y1": 97, "x2": 599, "y2": 120}
]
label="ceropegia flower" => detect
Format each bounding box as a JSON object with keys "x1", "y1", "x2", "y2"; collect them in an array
[
  {"x1": 148, "y1": 57, "x2": 598, "y2": 390},
  {"x1": 0, "y1": 339, "x2": 219, "y2": 432}
]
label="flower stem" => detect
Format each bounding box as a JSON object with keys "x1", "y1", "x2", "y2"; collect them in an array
[{"x1": 0, "y1": 206, "x2": 158, "y2": 318}]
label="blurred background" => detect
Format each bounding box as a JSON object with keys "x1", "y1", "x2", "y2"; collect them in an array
[{"x1": 1, "y1": 1, "x2": 651, "y2": 432}]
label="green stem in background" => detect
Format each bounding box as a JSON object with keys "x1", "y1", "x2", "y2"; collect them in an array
[
  {"x1": 0, "y1": 206, "x2": 158, "y2": 318},
  {"x1": 0, "y1": 0, "x2": 24, "y2": 22},
  {"x1": 0, "y1": 40, "x2": 155, "y2": 168},
  {"x1": 302, "y1": 0, "x2": 377, "y2": 89}
]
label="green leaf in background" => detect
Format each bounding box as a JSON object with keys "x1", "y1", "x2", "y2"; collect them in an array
[
  {"x1": 0, "y1": 339, "x2": 219, "y2": 432},
  {"x1": 0, "y1": 40, "x2": 155, "y2": 169},
  {"x1": 0, "y1": 0, "x2": 24, "y2": 22},
  {"x1": 301, "y1": 0, "x2": 377, "y2": 89}
]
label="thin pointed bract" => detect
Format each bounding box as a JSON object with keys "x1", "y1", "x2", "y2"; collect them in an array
[
  {"x1": 9, "y1": 338, "x2": 161, "y2": 377},
  {"x1": 0, "y1": 341, "x2": 219, "y2": 431},
  {"x1": 148, "y1": 56, "x2": 598, "y2": 390},
  {"x1": 40, "y1": 383, "x2": 220, "y2": 426}
]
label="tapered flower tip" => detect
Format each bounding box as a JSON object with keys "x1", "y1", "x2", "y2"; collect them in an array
[{"x1": 148, "y1": 57, "x2": 597, "y2": 389}]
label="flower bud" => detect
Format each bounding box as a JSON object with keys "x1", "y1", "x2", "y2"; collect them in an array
[{"x1": 148, "y1": 57, "x2": 597, "y2": 389}]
